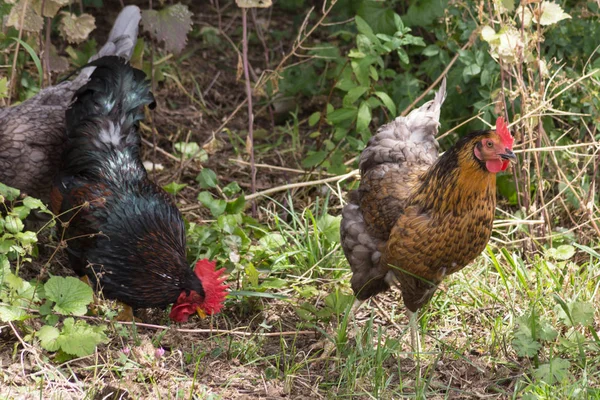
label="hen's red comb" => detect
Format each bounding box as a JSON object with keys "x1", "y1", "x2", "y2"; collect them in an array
[
  {"x1": 194, "y1": 259, "x2": 228, "y2": 315},
  {"x1": 496, "y1": 117, "x2": 514, "y2": 149}
]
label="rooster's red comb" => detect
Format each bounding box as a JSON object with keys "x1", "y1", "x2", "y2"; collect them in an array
[
  {"x1": 496, "y1": 117, "x2": 514, "y2": 149},
  {"x1": 194, "y1": 259, "x2": 228, "y2": 315}
]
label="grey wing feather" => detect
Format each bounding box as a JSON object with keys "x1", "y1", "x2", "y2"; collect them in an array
[
  {"x1": 0, "y1": 6, "x2": 141, "y2": 202},
  {"x1": 358, "y1": 78, "x2": 446, "y2": 174}
]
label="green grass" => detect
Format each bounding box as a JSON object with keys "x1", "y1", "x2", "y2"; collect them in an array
[{"x1": 2, "y1": 191, "x2": 600, "y2": 398}]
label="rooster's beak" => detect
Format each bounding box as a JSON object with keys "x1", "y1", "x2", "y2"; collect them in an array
[
  {"x1": 196, "y1": 307, "x2": 207, "y2": 319},
  {"x1": 500, "y1": 149, "x2": 517, "y2": 164}
]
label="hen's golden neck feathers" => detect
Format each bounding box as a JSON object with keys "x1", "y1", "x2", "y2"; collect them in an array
[{"x1": 411, "y1": 131, "x2": 497, "y2": 215}]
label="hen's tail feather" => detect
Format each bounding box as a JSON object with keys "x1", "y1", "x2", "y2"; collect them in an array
[
  {"x1": 80, "y1": 5, "x2": 141, "y2": 80},
  {"x1": 358, "y1": 78, "x2": 446, "y2": 174}
]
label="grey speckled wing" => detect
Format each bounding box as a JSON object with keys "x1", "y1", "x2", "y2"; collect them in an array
[
  {"x1": 0, "y1": 5, "x2": 141, "y2": 202},
  {"x1": 340, "y1": 78, "x2": 447, "y2": 300}
]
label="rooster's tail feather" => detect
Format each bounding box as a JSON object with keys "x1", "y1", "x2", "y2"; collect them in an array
[
  {"x1": 80, "y1": 5, "x2": 141, "y2": 80},
  {"x1": 63, "y1": 56, "x2": 153, "y2": 179}
]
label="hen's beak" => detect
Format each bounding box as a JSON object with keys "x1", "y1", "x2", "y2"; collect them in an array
[
  {"x1": 196, "y1": 307, "x2": 207, "y2": 319},
  {"x1": 500, "y1": 149, "x2": 517, "y2": 164}
]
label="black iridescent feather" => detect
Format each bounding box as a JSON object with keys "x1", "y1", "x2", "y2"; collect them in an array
[{"x1": 52, "y1": 56, "x2": 204, "y2": 309}]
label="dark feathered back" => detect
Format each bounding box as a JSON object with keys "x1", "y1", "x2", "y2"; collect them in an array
[{"x1": 62, "y1": 56, "x2": 155, "y2": 182}]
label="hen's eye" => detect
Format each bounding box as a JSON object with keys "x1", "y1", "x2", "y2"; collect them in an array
[{"x1": 486, "y1": 141, "x2": 493, "y2": 148}]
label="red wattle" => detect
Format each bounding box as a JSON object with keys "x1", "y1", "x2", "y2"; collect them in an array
[{"x1": 486, "y1": 160, "x2": 504, "y2": 173}]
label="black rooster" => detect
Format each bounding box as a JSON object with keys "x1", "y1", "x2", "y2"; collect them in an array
[{"x1": 51, "y1": 56, "x2": 227, "y2": 321}]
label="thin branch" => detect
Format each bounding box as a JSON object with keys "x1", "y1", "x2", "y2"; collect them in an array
[{"x1": 241, "y1": 8, "x2": 257, "y2": 216}]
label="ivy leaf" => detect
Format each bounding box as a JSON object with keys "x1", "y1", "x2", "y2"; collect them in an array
[
  {"x1": 32, "y1": 0, "x2": 70, "y2": 18},
  {"x1": 222, "y1": 182, "x2": 241, "y2": 197},
  {"x1": 196, "y1": 169, "x2": 219, "y2": 189},
  {"x1": 7, "y1": 0, "x2": 44, "y2": 32},
  {"x1": 174, "y1": 142, "x2": 204, "y2": 160},
  {"x1": 142, "y1": 4, "x2": 193, "y2": 54},
  {"x1": 197, "y1": 192, "x2": 226, "y2": 217},
  {"x1": 556, "y1": 301, "x2": 595, "y2": 327},
  {"x1": 571, "y1": 302, "x2": 595, "y2": 326},
  {"x1": 546, "y1": 245, "x2": 575, "y2": 261},
  {"x1": 317, "y1": 214, "x2": 341, "y2": 244},
  {"x1": 512, "y1": 330, "x2": 541, "y2": 357},
  {"x1": 57, "y1": 318, "x2": 108, "y2": 357},
  {"x1": 534, "y1": 358, "x2": 570, "y2": 385},
  {"x1": 44, "y1": 276, "x2": 93, "y2": 316},
  {"x1": 59, "y1": 12, "x2": 96, "y2": 44},
  {"x1": 162, "y1": 182, "x2": 187, "y2": 195},
  {"x1": 38, "y1": 325, "x2": 61, "y2": 352},
  {"x1": 258, "y1": 232, "x2": 286, "y2": 251},
  {"x1": 536, "y1": 2, "x2": 571, "y2": 26},
  {"x1": 226, "y1": 195, "x2": 246, "y2": 214}
]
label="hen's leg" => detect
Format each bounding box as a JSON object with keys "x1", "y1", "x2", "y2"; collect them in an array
[{"x1": 407, "y1": 309, "x2": 421, "y2": 354}]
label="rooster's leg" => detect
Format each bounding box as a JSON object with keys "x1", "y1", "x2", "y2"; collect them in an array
[{"x1": 407, "y1": 309, "x2": 421, "y2": 354}]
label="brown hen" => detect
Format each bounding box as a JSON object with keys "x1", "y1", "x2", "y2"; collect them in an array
[{"x1": 340, "y1": 78, "x2": 516, "y2": 350}]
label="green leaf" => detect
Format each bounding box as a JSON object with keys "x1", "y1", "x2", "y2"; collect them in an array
[
  {"x1": 374, "y1": 91, "x2": 397, "y2": 116},
  {"x1": 570, "y1": 302, "x2": 595, "y2": 326},
  {"x1": 174, "y1": 142, "x2": 203, "y2": 159},
  {"x1": 462, "y1": 64, "x2": 481, "y2": 81},
  {"x1": 326, "y1": 107, "x2": 357, "y2": 126},
  {"x1": 0, "y1": 305, "x2": 28, "y2": 322},
  {"x1": 537, "y1": 2, "x2": 571, "y2": 26},
  {"x1": 162, "y1": 182, "x2": 187, "y2": 195},
  {"x1": 245, "y1": 264, "x2": 259, "y2": 287},
  {"x1": 22, "y1": 196, "x2": 45, "y2": 210},
  {"x1": 512, "y1": 330, "x2": 541, "y2": 357},
  {"x1": 197, "y1": 192, "x2": 227, "y2": 217},
  {"x1": 546, "y1": 245, "x2": 575, "y2": 261},
  {"x1": 38, "y1": 325, "x2": 61, "y2": 352},
  {"x1": 141, "y1": 4, "x2": 193, "y2": 54},
  {"x1": 222, "y1": 182, "x2": 242, "y2": 197},
  {"x1": 226, "y1": 195, "x2": 246, "y2": 214},
  {"x1": 317, "y1": 214, "x2": 341, "y2": 243},
  {"x1": 57, "y1": 318, "x2": 108, "y2": 357},
  {"x1": 0, "y1": 77, "x2": 7, "y2": 99},
  {"x1": 258, "y1": 233, "x2": 286, "y2": 250},
  {"x1": 4, "y1": 216, "x2": 24, "y2": 234},
  {"x1": 308, "y1": 111, "x2": 321, "y2": 127},
  {"x1": 356, "y1": 101, "x2": 372, "y2": 136},
  {"x1": 422, "y1": 45, "x2": 439, "y2": 56},
  {"x1": 44, "y1": 276, "x2": 93, "y2": 316},
  {"x1": 534, "y1": 358, "x2": 570, "y2": 385},
  {"x1": 343, "y1": 86, "x2": 368, "y2": 107},
  {"x1": 260, "y1": 278, "x2": 287, "y2": 289},
  {"x1": 354, "y1": 15, "x2": 374, "y2": 36},
  {"x1": 196, "y1": 169, "x2": 219, "y2": 189},
  {"x1": 500, "y1": 0, "x2": 514, "y2": 12},
  {"x1": 302, "y1": 151, "x2": 328, "y2": 168},
  {"x1": 0, "y1": 183, "x2": 20, "y2": 202}
]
